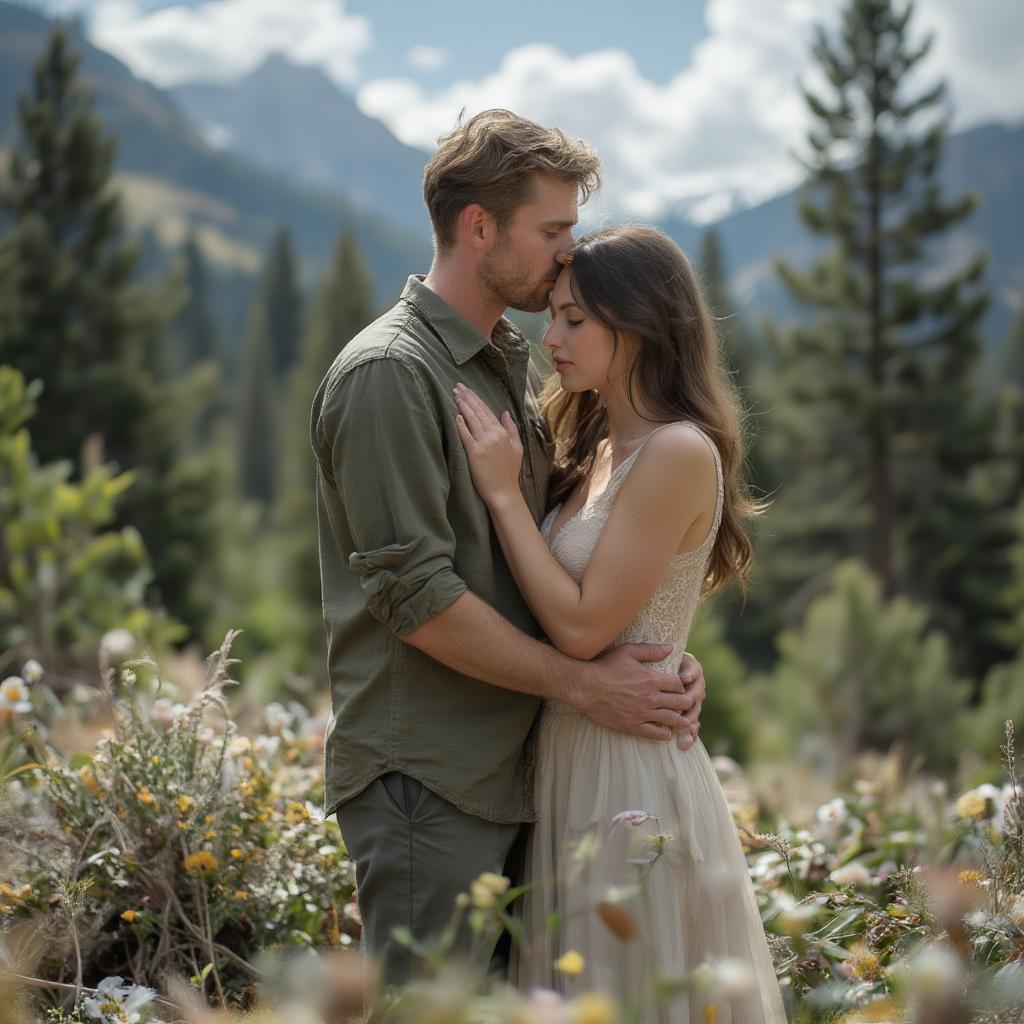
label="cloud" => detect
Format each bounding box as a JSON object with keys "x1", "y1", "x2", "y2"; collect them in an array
[
  {"x1": 407, "y1": 45, "x2": 448, "y2": 73},
  {"x1": 357, "y1": 0, "x2": 1024, "y2": 221},
  {"x1": 84, "y1": 0, "x2": 372, "y2": 87}
]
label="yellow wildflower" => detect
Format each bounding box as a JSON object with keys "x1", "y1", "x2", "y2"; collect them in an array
[
  {"x1": 230, "y1": 848, "x2": 244, "y2": 860},
  {"x1": 204, "y1": 815, "x2": 215, "y2": 825},
  {"x1": 183, "y1": 851, "x2": 219, "y2": 876},
  {"x1": 120, "y1": 909, "x2": 140, "y2": 922},
  {"x1": 835, "y1": 997, "x2": 903, "y2": 1023},
  {"x1": 176, "y1": 820, "x2": 188, "y2": 830},
  {"x1": 284, "y1": 801, "x2": 310, "y2": 824},
  {"x1": 470, "y1": 880, "x2": 497, "y2": 909},
  {"x1": 954, "y1": 791, "x2": 988, "y2": 819},
  {"x1": 176, "y1": 795, "x2": 195, "y2": 814},
  {"x1": 555, "y1": 950, "x2": 585, "y2": 976},
  {"x1": 477, "y1": 871, "x2": 510, "y2": 896},
  {"x1": 570, "y1": 991, "x2": 618, "y2": 1024},
  {"x1": 150, "y1": 755, "x2": 160, "y2": 766},
  {"x1": 468, "y1": 872, "x2": 509, "y2": 909},
  {"x1": 137, "y1": 786, "x2": 156, "y2": 806},
  {"x1": 0, "y1": 882, "x2": 30, "y2": 905},
  {"x1": 77, "y1": 765, "x2": 101, "y2": 796},
  {"x1": 256, "y1": 808, "x2": 272, "y2": 823},
  {"x1": 205, "y1": 829, "x2": 216, "y2": 840},
  {"x1": 846, "y1": 944, "x2": 882, "y2": 981},
  {"x1": 957, "y1": 869, "x2": 983, "y2": 885},
  {"x1": 233, "y1": 890, "x2": 250, "y2": 901}
]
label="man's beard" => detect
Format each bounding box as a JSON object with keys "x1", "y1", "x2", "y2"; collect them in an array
[{"x1": 479, "y1": 240, "x2": 556, "y2": 314}]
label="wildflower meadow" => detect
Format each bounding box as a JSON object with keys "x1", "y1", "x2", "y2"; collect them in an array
[{"x1": 2, "y1": 634, "x2": 1023, "y2": 1023}]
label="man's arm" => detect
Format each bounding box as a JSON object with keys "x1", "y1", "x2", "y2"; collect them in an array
[{"x1": 402, "y1": 590, "x2": 697, "y2": 741}]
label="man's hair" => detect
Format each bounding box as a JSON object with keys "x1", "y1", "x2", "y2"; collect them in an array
[{"x1": 423, "y1": 109, "x2": 601, "y2": 250}]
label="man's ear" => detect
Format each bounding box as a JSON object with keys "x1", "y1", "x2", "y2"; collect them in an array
[{"x1": 458, "y1": 203, "x2": 495, "y2": 251}]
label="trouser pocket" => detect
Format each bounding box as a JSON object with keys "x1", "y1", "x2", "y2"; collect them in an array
[{"x1": 379, "y1": 771, "x2": 424, "y2": 819}]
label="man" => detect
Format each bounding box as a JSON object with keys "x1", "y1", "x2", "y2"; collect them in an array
[{"x1": 310, "y1": 109, "x2": 706, "y2": 986}]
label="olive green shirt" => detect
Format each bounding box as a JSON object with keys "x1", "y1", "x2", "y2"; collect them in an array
[{"x1": 311, "y1": 276, "x2": 552, "y2": 823}]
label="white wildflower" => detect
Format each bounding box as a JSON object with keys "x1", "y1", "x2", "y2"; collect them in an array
[
  {"x1": 0, "y1": 676, "x2": 32, "y2": 715},
  {"x1": 253, "y1": 734, "x2": 281, "y2": 760},
  {"x1": 100, "y1": 629, "x2": 136, "y2": 661},
  {"x1": 690, "y1": 957, "x2": 755, "y2": 1000},
  {"x1": 991, "y1": 961, "x2": 1024, "y2": 1010},
  {"x1": 996, "y1": 783, "x2": 1022, "y2": 833},
  {"x1": 830, "y1": 861, "x2": 873, "y2": 887},
  {"x1": 83, "y1": 976, "x2": 156, "y2": 1024},
  {"x1": 905, "y1": 943, "x2": 966, "y2": 1003},
  {"x1": 264, "y1": 701, "x2": 294, "y2": 736},
  {"x1": 520, "y1": 988, "x2": 567, "y2": 1024},
  {"x1": 611, "y1": 809, "x2": 659, "y2": 828},
  {"x1": 816, "y1": 797, "x2": 849, "y2": 825},
  {"x1": 21, "y1": 659, "x2": 44, "y2": 684},
  {"x1": 1009, "y1": 894, "x2": 1024, "y2": 929},
  {"x1": 229, "y1": 736, "x2": 252, "y2": 757},
  {"x1": 777, "y1": 898, "x2": 825, "y2": 935}
]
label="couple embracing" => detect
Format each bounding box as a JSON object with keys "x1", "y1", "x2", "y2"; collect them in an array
[{"x1": 311, "y1": 108, "x2": 786, "y2": 1022}]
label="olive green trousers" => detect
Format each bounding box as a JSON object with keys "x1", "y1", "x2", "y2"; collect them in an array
[{"x1": 336, "y1": 772, "x2": 526, "y2": 987}]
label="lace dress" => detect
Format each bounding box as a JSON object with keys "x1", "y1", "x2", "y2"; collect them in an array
[{"x1": 513, "y1": 423, "x2": 786, "y2": 1024}]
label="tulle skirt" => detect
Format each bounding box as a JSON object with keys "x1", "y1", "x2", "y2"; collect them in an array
[{"x1": 512, "y1": 702, "x2": 787, "y2": 1023}]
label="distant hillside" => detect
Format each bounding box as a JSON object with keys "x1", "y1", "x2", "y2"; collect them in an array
[
  {"x1": 171, "y1": 54, "x2": 431, "y2": 237},
  {"x1": 0, "y1": 1, "x2": 431, "y2": 334},
  {"x1": 661, "y1": 120, "x2": 1024, "y2": 343}
]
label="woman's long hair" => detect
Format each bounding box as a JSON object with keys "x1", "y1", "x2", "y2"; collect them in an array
[{"x1": 541, "y1": 225, "x2": 763, "y2": 592}]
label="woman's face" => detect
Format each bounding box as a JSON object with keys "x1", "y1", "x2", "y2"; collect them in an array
[{"x1": 542, "y1": 268, "x2": 634, "y2": 394}]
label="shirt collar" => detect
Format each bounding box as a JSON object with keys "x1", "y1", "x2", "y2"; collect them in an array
[{"x1": 401, "y1": 275, "x2": 529, "y2": 366}]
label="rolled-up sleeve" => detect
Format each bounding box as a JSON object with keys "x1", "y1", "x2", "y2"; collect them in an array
[{"x1": 317, "y1": 357, "x2": 467, "y2": 636}]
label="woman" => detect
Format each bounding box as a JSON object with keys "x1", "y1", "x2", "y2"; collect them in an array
[{"x1": 454, "y1": 225, "x2": 785, "y2": 1022}]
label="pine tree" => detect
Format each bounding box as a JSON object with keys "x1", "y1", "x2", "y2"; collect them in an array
[
  {"x1": 262, "y1": 227, "x2": 304, "y2": 378},
  {"x1": 699, "y1": 228, "x2": 755, "y2": 394},
  {"x1": 0, "y1": 28, "x2": 223, "y2": 635},
  {"x1": 768, "y1": 0, "x2": 998, "y2": 669},
  {"x1": 276, "y1": 232, "x2": 375, "y2": 629},
  {"x1": 234, "y1": 228, "x2": 305, "y2": 508},
  {"x1": 0, "y1": 27, "x2": 162, "y2": 467},
  {"x1": 166, "y1": 230, "x2": 219, "y2": 374},
  {"x1": 996, "y1": 309, "x2": 1024, "y2": 495},
  {"x1": 237, "y1": 302, "x2": 278, "y2": 506}
]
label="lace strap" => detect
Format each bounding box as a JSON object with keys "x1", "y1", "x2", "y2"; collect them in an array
[{"x1": 606, "y1": 421, "x2": 725, "y2": 546}]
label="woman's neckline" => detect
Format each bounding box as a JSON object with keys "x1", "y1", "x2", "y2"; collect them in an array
[{"x1": 546, "y1": 422, "x2": 685, "y2": 546}]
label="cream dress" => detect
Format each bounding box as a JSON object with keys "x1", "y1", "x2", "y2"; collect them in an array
[{"x1": 513, "y1": 423, "x2": 786, "y2": 1024}]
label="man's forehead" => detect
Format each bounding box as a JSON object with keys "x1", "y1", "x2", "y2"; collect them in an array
[{"x1": 519, "y1": 174, "x2": 579, "y2": 220}]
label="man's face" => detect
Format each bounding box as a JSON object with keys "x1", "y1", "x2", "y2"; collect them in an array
[{"x1": 478, "y1": 174, "x2": 578, "y2": 313}]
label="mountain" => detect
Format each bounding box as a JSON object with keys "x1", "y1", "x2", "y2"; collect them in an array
[
  {"x1": 170, "y1": 54, "x2": 431, "y2": 237},
  {"x1": 660, "y1": 120, "x2": 1024, "y2": 343},
  {"x1": 0, "y1": 1, "x2": 431, "y2": 333}
]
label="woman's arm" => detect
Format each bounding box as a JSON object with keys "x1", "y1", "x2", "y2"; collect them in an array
[{"x1": 455, "y1": 386, "x2": 717, "y2": 660}]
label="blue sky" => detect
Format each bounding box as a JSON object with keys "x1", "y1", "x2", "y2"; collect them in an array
[
  {"x1": 43, "y1": 0, "x2": 1024, "y2": 220},
  {"x1": 342, "y1": 0, "x2": 707, "y2": 88}
]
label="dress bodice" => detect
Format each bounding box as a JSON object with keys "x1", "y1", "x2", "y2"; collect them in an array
[{"x1": 541, "y1": 422, "x2": 724, "y2": 681}]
